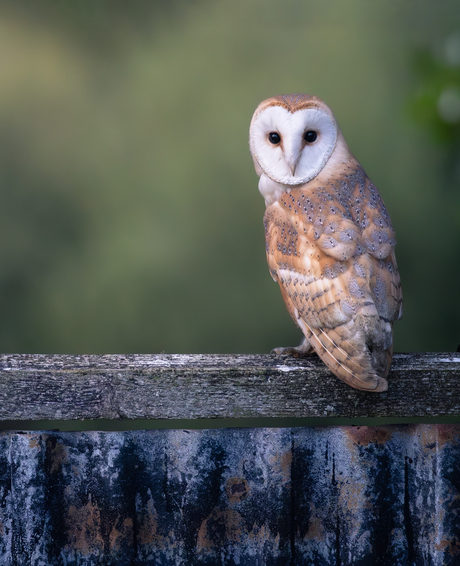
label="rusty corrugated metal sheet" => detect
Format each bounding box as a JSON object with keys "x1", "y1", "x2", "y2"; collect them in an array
[{"x1": 0, "y1": 425, "x2": 459, "y2": 565}]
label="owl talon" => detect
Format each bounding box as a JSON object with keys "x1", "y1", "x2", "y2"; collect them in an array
[
  {"x1": 272, "y1": 347, "x2": 299, "y2": 358},
  {"x1": 271, "y1": 337, "x2": 315, "y2": 358}
]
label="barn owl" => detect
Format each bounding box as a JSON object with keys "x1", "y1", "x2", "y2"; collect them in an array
[{"x1": 249, "y1": 94, "x2": 403, "y2": 392}]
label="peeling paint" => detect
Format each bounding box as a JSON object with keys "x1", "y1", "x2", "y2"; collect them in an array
[
  {"x1": 136, "y1": 496, "x2": 159, "y2": 545},
  {"x1": 270, "y1": 449, "x2": 292, "y2": 483},
  {"x1": 226, "y1": 478, "x2": 250, "y2": 503},
  {"x1": 45, "y1": 436, "x2": 68, "y2": 474},
  {"x1": 197, "y1": 508, "x2": 245, "y2": 551},
  {"x1": 344, "y1": 424, "x2": 394, "y2": 446},
  {"x1": 1, "y1": 426, "x2": 460, "y2": 564},
  {"x1": 66, "y1": 498, "x2": 104, "y2": 555}
]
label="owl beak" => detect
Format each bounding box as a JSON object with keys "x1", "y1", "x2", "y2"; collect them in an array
[
  {"x1": 285, "y1": 140, "x2": 301, "y2": 177},
  {"x1": 286, "y1": 154, "x2": 299, "y2": 176}
]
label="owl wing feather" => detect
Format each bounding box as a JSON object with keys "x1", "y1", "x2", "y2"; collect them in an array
[{"x1": 264, "y1": 170, "x2": 402, "y2": 392}]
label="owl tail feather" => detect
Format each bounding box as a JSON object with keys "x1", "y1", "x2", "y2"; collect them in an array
[{"x1": 297, "y1": 320, "x2": 388, "y2": 392}]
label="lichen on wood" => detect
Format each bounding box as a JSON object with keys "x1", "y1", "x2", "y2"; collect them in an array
[{"x1": 0, "y1": 353, "x2": 459, "y2": 421}]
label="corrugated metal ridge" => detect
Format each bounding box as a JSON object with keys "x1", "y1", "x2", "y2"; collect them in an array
[{"x1": 0, "y1": 424, "x2": 459, "y2": 565}]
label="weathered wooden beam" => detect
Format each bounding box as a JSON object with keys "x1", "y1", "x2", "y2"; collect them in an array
[{"x1": 0, "y1": 352, "x2": 459, "y2": 420}]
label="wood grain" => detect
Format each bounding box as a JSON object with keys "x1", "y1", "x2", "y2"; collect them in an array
[{"x1": 0, "y1": 352, "x2": 458, "y2": 420}]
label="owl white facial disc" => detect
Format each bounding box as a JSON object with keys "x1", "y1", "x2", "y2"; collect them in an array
[{"x1": 250, "y1": 106, "x2": 337, "y2": 185}]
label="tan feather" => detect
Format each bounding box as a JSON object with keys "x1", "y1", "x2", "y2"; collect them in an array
[{"x1": 263, "y1": 163, "x2": 402, "y2": 391}]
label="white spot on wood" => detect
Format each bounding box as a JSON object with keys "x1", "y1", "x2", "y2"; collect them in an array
[{"x1": 277, "y1": 366, "x2": 303, "y2": 372}]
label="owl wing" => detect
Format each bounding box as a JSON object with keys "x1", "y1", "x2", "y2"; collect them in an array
[{"x1": 264, "y1": 182, "x2": 401, "y2": 392}]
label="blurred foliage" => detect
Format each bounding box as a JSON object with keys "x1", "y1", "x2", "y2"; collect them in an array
[
  {"x1": 0, "y1": 0, "x2": 459, "y2": 355},
  {"x1": 410, "y1": 42, "x2": 460, "y2": 147},
  {"x1": 2, "y1": 0, "x2": 184, "y2": 51},
  {"x1": 405, "y1": 28, "x2": 460, "y2": 353}
]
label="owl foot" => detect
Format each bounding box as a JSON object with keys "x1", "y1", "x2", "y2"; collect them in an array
[{"x1": 271, "y1": 337, "x2": 316, "y2": 358}]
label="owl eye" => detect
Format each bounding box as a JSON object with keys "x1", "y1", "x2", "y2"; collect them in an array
[
  {"x1": 268, "y1": 132, "x2": 281, "y2": 144},
  {"x1": 304, "y1": 130, "x2": 318, "y2": 143}
]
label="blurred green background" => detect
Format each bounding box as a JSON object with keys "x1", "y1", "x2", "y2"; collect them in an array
[{"x1": 0, "y1": 0, "x2": 459, "y2": 355}]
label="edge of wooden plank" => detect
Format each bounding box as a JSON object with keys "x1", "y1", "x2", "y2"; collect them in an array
[{"x1": 0, "y1": 353, "x2": 458, "y2": 420}]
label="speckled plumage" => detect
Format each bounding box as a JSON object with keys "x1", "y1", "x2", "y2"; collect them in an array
[{"x1": 250, "y1": 95, "x2": 403, "y2": 392}]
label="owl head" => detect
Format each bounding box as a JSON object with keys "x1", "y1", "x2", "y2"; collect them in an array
[{"x1": 249, "y1": 94, "x2": 343, "y2": 187}]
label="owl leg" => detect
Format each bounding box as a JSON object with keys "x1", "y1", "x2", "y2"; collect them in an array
[{"x1": 271, "y1": 336, "x2": 316, "y2": 358}]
